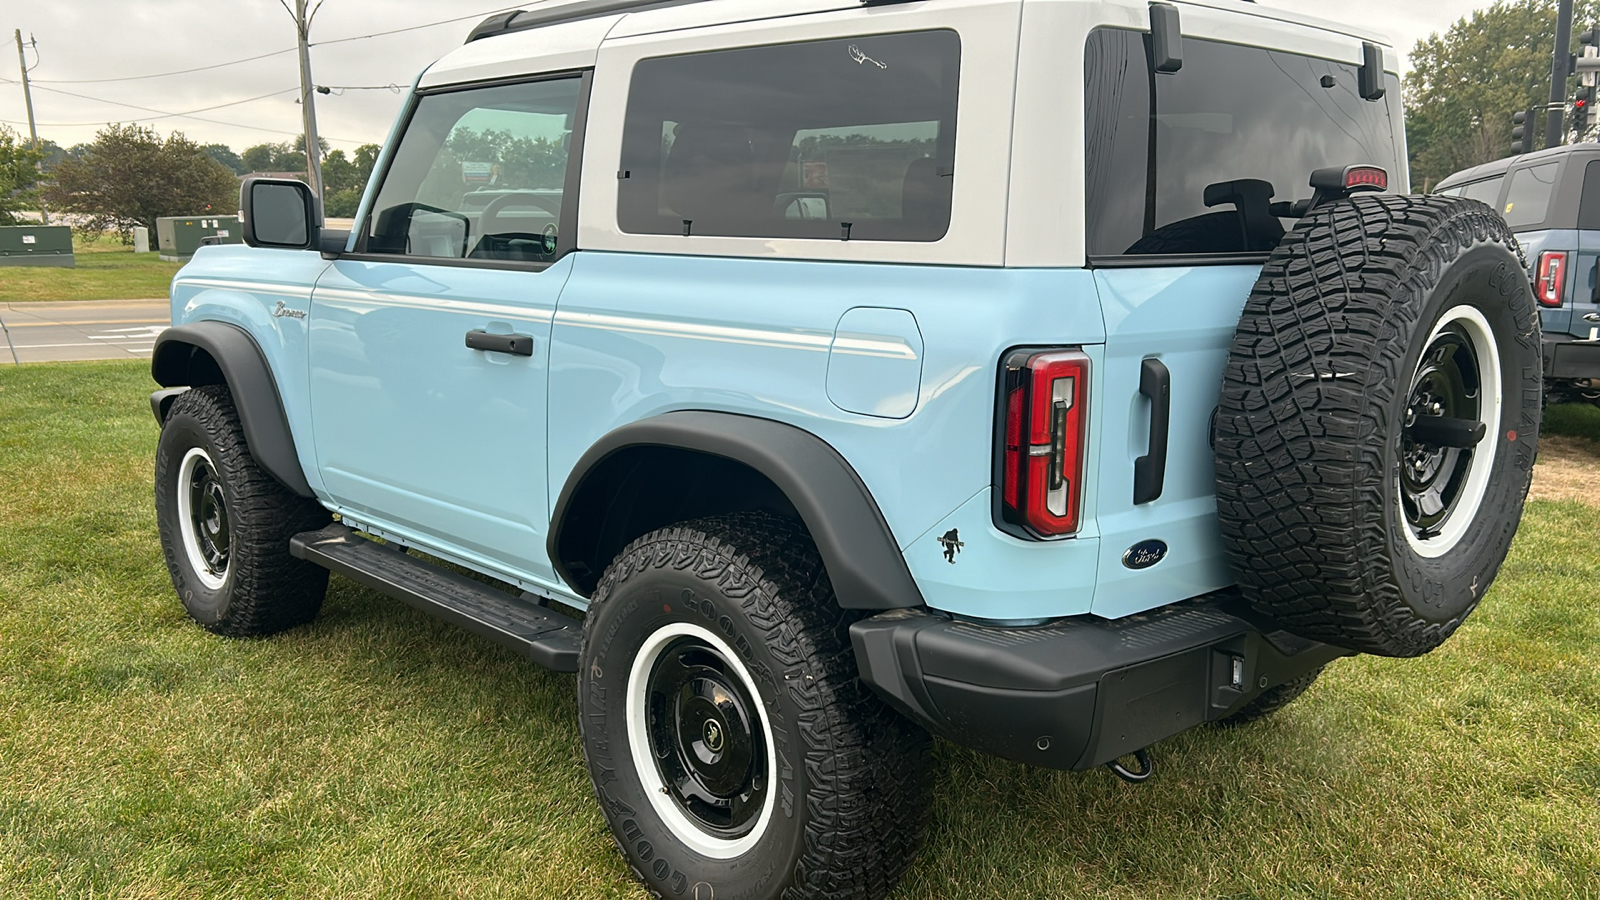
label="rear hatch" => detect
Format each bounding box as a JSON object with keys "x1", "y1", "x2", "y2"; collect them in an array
[{"x1": 1078, "y1": 13, "x2": 1406, "y2": 619}]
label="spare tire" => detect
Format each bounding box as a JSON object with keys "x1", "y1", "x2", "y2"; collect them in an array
[{"x1": 1214, "y1": 195, "x2": 1541, "y2": 658}]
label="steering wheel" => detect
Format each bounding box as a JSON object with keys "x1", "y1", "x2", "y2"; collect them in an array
[{"x1": 479, "y1": 192, "x2": 563, "y2": 242}]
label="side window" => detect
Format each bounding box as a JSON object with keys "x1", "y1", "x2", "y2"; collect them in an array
[
  {"x1": 363, "y1": 76, "x2": 583, "y2": 265},
  {"x1": 1458, "y1": 176, "x2": 1504, "y2": 208},
  {"x1": 1578, "y1": 160, "x2": 1600, "y2": 231},
  {"x1": 1433, "y1": 186, "x2": 1464, "y2": 197},
  {"x1": 1500, "y1": 163, "x2": 1559, "y2": 229},
  {"x1": 617, "y1": 30, "x2": 961, "y2": 242}
]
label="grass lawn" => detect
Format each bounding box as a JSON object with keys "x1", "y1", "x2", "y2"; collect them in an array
[
  {"x1": 1, "y1": 361, "x2": 1597, "y2": 899},
  {"x1": 0, "y1": 238, "x2": 180, "y2": 303}
]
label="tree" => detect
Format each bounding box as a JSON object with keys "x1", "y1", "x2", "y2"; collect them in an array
[
  {"x1": 43, "y1": 124, "x2": 241, "y2": 239},
  {"x1": 1405, "y1": 0, "x2": 1600, "y2": 189},
  {"x1": 0, "y1": 127, "x2": 46, "y2": 225},
  {"x1": 202, "y1": 143, "x2": 248, "y2": 175},
  {"x1": 240, "y1": 142, "x2": 279, "y2": 173},
  {"x1": 353, "y1": 143, "x2": 381, "y2": 180}
]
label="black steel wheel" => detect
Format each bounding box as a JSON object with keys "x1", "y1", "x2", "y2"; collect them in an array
[
  {"x1": 578, "y1": 513, "x2": 931, "y2": 899},
  {"x1": 155, "y1": 384, "x2": 330, "y2": 636}
]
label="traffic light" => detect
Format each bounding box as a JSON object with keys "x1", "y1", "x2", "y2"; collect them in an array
[
  {"x1": 1513, "y1": 109, "x2": 1534, "y2": 154},
  {"x1": 1577, "y1": 86, "x2": 1595, "y2": 134}
]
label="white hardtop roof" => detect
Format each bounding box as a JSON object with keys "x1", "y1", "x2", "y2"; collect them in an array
[{"x1": 421, "y1": 0, "x2": 1395, "y2": 89}]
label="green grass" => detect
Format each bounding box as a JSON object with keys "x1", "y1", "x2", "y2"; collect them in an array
[
  {"x1": 1, "y1": 361, "x2": 1597, "y2": 899},
  {"x1": 0, "y1": 238, "x2": 180, "y2": 303},
  {"x1": 1545, "y1": 401, "x2": 1600, "y2": 443}
]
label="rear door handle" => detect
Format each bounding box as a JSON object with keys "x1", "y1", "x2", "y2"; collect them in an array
[
  {"x1": 1133, "y1": 357, "x2": 1170, "y2": 505},
  {"x1": 465, "y1": 330, "x2": 534, "y2": 357}
]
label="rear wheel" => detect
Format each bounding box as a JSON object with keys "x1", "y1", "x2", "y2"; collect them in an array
[
  {"x1": 1215, "y1": 195, "x2": 1542, "y2": 657},
  {"x1": 155, "y1": 385, "x2": 330, "y2": 636},
  {"x1": 577, "y1": 513, "x2": 931, "y2": 899}
]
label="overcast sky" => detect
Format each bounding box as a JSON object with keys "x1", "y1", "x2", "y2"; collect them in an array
[{"x1": 1, "y1": 0, "x2": 1490, "y2": 154}]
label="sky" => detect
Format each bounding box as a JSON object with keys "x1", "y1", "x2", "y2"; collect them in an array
[{"x1": 1, "y1": 0, "x2": 1493, "y2": 155}]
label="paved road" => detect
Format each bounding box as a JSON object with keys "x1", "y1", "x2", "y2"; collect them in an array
[{"x1": 0, "y1": 299, "x2": 169, "y2": 365}]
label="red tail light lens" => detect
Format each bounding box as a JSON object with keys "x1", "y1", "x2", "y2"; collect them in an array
[
  {"x1": 999, "y1": 349, "x2": 1089, "y2": 537},
  {"x1": 1536, "y1": 251, "x2": 1567, "y2": 307},
  {"x1": 1343, "y1": 166, "x2": 1388, "y2": 191}
]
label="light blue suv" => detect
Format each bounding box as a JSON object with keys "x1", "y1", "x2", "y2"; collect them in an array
[
  {"x1": 1435, "y1": 143, "x2": 1600, "y2": 402},
  {"x1": 148, "y1": 1, "x2": 1543, "y2": 897}
]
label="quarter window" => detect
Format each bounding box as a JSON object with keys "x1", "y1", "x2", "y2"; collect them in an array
[
  {"x1": 363, "y1": 76, "x2": 583, "y2": 265},
  {"x1": 1580, "y1": 160, "x2": 1600, "y2": 231},
  {"x1": 617, "y1": 31, "x2": 961, "y2": 242},
  {"x1": 1501, "y1": 163, "x2": 1559, "y2": 230}
]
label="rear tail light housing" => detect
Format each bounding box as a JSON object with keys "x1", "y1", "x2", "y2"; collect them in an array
[
  {"x1": 997, "y1": 348, "x2": 1089, "y2": 538},
  {"x1": 1535, "y1": 251, "x2": 1567, "y2": 307}
]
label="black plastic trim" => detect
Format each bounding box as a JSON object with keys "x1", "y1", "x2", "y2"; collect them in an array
[
  {"x1": 1088, "y1": 252, "x2": 1272, "y2": 269},
  {"x1": 1133, "y1": 357, "x2": 1170, "y2": 504},
  {"x1": 149, "y1": 387, "x2": 189, "y2": 424},
  {"x1": 241, "y1": 177, "x2": 319, "y2": 250},
  {"x1": 1149, "y1": 3, "x2": 1183, "y2": 74},
  {"x1": 1545, "y1": 335, "x2": 1600, "y2": 379},
  {"x1": 1359, "y1": 42, "x2": 1386, "y2": 101},
  {"x1": 150, "y1": 322, "x2": 313, "y2": 497},
  {"x1": 549, "y1": 411, "x2": 922, "y2": 610},
  {"x1": 850, "y1": 595, "x2": 1349, "y2": 772},
  {"x1": 465, "y1": 329, "x2": 535, "y2": 356}
]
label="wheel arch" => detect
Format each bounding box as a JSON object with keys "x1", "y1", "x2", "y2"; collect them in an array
[
  {"x1": 549, "y1": 411, "x2": 924, "y2": 610},
  {"x1": 151, "y1": 321, "x2": 313, "y2": 498}
]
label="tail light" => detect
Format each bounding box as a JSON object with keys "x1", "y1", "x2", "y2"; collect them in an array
[
  {"x1": 998, "y1": 349, "x2": 1089, "y2": 537},
  {"x1": 1535, "y1": 251, "x2": 1567, "y2": 307}
]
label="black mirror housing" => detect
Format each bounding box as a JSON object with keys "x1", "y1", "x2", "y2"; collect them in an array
[{"x1": 242, "y1": 178, "x2": 320, "y2": 250}]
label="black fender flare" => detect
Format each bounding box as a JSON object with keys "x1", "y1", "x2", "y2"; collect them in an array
[
  {"x1": 549, "y1": 411, "x2": 924, "y2": 610},
  {"x1": 150, "y1": 321, "x2": 314, "y2": 497}
]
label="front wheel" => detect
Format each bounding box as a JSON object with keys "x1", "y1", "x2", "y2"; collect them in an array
[
  {"x1": 154, "y1": 384, "x2": 330, "y2": 636},
  {"x1": 578, "y1": 513, "x2": 931, "y2": 899}
]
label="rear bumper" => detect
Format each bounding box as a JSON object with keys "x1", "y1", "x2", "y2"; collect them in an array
[
  {"x1": 849, "y1": 594, "x2": 1348, "y2": 772},
  {"x1": 1544, "y1": 334, "x2": 1600, "y2": 380}
]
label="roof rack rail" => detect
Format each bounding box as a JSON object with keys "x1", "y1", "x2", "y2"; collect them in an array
[
  {"x1": 465, "y1": 0, "x2": 920, "y2": 43},
  {"x1": 466, "y1": 0, "x2": 707, "y2": 43}
]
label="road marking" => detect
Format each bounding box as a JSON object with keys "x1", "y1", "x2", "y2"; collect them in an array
[
  {"x1": 3, "y1": 319, "x2": 169, "y2": 328},
  {"x1": 89, "y1": 326, "x2": 166, "y2": 340},
  {"x1": 13, "y1": 342, "x2": 156, "y2": 350}
]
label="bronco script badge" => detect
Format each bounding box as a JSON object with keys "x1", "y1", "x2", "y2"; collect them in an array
[{"x1": 1122, "y1": 539, "x2": 1167, "y2": 570}]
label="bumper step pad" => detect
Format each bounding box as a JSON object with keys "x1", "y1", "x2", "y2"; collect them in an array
[{"x1": 290, "y1": 524, "x2": 580, "y2": 672}]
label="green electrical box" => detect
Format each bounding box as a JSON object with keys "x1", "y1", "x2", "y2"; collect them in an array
[
  {"x1": 0, "y1": 225, "x2": 75, "y2": 268},
  {"x1": 156, "y1": 216, "x2": 244, "y2": 262}
]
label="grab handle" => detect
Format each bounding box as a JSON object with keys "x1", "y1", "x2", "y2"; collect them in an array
[{"x1": 1133, "y1": 357, "x2": 1170, "y2": 505}]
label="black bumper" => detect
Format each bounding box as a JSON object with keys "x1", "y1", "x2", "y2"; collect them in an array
[
  {"x1": 1544, "y1": 334, "x2": 1600, "y2": 380},
  {"x1": 850, "y1": 595, "x2": 1348, "y2": 772}
]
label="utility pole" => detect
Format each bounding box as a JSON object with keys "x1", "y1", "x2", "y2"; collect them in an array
[
  {"x1": 286, "y1": 0, "x2": 325, "y2": 203},
  {"x1": 1547, "y1": 0, "x2": 1575, "y2": 149},
  {"x1": 12, "y1": 29, "x2": 47, "y2": 224}
]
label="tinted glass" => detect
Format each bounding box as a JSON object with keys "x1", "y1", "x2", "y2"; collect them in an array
[
  {"x1": 1084, "y1": 29, "x2": 1403, "y2": 259},
  {"x1": 1501, "y1": 162, "x2": 1559, "y2": 229},
  {"x1": 1581, "y1": 160, "x2": 1600, "y2": 231},
  {"x1": 364, "y1": 77, "x2": 581, "y2": 264},
  {"x1": 1459, "y1": 177, "x2": 1504, "y2": 206},
  {"x1": 618, "y1": 31, "x2": 960, "y2": 242}
]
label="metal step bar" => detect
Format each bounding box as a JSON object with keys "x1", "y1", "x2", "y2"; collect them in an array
[{"x1": 290, "y1": 523, "x2": 581, "y2": 672}]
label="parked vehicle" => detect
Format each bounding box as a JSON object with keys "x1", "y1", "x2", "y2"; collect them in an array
[
  {"x1": 1435, "y1": 143, "x2": 1600, "y2": 404},
  {"x1": 149, "y1": 1, "x2": 1541, "y2": 897}
]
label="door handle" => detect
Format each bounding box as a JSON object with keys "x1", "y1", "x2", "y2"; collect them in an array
[
  {"x1": 1133, "y1": 357, "x2": 1170, "y2": 505},
  {"x1": 465, "y1": 330, "x2": 534, "y2": 357}
]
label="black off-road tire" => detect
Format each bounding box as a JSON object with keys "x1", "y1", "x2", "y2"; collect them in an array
[
  {"x1": 1215, "y1": 195, "x2": 1541, "y2": 658},
  {"x1": 154, "y1": 384, "x2": 331, "y2": 636},
  {"x1": 577, "y1": 513, "x2": 932, "y2": 900},
  {"x1": 1218, "y1": 666, "x2": 1324, "y2": 726}
]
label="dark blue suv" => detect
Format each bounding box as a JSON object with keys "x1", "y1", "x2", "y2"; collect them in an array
[{"x1": 1437, "y1": 143, "x2": 1600, "y2": 401}]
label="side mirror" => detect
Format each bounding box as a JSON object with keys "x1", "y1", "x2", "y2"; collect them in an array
[{"x1": 242, "y1": 178, "x2": 319, "y2": 250}]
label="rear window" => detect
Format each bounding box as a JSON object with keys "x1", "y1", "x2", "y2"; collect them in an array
[
  {"x1": 1581, "y1": 160, "x2": 1600, "y2": 231},
  {"x1": 1084, "y1": 29, "x2": 1403, "y2": 260},
  {"x1": 1501, "y1": 163, "x2": 1559, "y2": 229},
  {"x1": 617, "y1": 30, "x2": 960, "y2": 242}
]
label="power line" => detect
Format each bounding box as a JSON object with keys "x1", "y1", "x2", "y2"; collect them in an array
[
  {"x1": 312, "y1": 5, "x2": 522, "y2": 46},
  {"x1": 16, "y1": 85, "x2": 299, "y2": 127},
  {"x1": 28, "y1": 47, "x2": 297, "y2": 84}
]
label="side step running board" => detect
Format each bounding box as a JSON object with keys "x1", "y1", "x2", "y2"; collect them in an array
[{"x1": 290, "y1": 523, "x2": 580, "y2": 672}]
